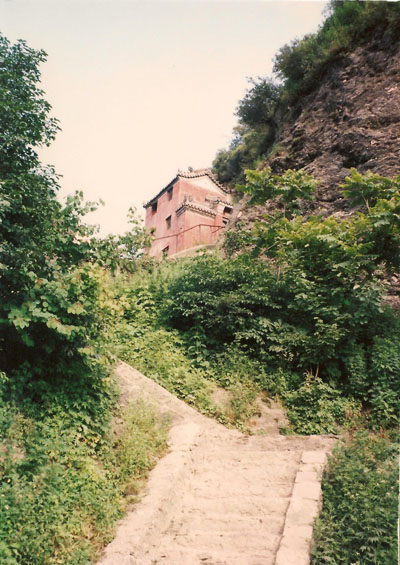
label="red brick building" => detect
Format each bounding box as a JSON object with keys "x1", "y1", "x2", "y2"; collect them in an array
[{"x1": 144, "y1": 168, "x2": 232, "y2": 259}]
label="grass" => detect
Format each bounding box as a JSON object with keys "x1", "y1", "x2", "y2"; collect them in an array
[
  {"x1": 112, "y1": 315, "x2": 263, "y2": 432},
  {"x1": 0, "y1": 395, "x2": 168, "y2": 564}
]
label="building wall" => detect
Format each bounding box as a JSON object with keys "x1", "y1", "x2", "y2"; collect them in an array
[
  {"x1": 145, "y1": 175, "x2": 231, "y2": 259},
  {"x1": 145, "y1": 180, "x2": 180, "y2": 258},
  {"x1": 176, "y1": 208, "x2": 219, "y2": 253}
]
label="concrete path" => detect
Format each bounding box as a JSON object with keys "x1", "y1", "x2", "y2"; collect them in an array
[{"x1": 98, "y1": 362, "x2": 335, "y2": 565}]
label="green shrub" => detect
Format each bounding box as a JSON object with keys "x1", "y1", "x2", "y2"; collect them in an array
[
  {"x1": 236, "y1": 167, "x2": 317, "y2": 211},
  {"x1": 162, "y1": 171, "x2": 399, "y2": 431},
  {"x1": 0, "y1": 398, "x2": 167, "y2": 564},
  {"x1": 283, "y1": 376, "x2": 361, "y2": 434},
  {"x1": 312, "y1": 431, "x2": 399, "y2": 564}
]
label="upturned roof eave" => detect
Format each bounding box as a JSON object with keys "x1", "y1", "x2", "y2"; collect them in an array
[{"x1": 143, "y1": 169, "x2": 228, "y2": 209}]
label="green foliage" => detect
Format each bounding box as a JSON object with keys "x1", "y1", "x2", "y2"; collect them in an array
[
  {"x1": 367, "y1": 334, "x2": 400, "y2": 430},
  {"x1": 312, "y1": 431, "x2": 399, "y2": 564},
  {"x1": 0, "y1": 35, "x2": 105, "y2": 400},
  {"x1": 236, "y1": 167, "x2": 317, "y2": 211},
  {"x1": 0, "y1": 398, "x2": 167, "y2": 564},
  {"x1": 163, "y1": 254, "x2": 276, "y2": 345},
  {"x1": 92, "y1": 207, "x2": 153, "y2": 273},
  {"x1": 164, "y1": 171, "x2": 400, "y2": 431},
  {"x1": 115, "y1": 320, "x2": 216, "y2": 412},
  {"x1": 212, "y1": 125, "x2": 272, "y2": 187},
  {"x1": 274, "y1": 1, "x2": 400, "y2": 100},
  {"x1": 341, "y1": 168, "x2": 400, "y2": 210},
  {"x1": 0, "y1": 32, "x2": 164, "y2": 564},
  {"x1": 340, "y1": 173, "x2": 400, "y2": 274},
  {"x1": 0, "y1": 35, "x2": 59, "y2": 176},
  {"x1": 110, "y1": 267, "x2": 265, "y2": 429},
  {"x1": 227, "y1": 380, "x2": 259, "y2": 426},
  {"x1": 235, "y1": 77, "x2": 280, "y2": 131},
  {"x1": 109, "y1": 400, "x2": 167, "y2": 493},
  {"x1": 283, "y1": 375, "x2": 361, "y2": 435},
  {"x1": 110, "y1": 268, "x2": 218, "y2": 414}
]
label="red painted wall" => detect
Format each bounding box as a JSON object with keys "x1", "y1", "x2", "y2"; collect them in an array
[{"x1": 145, "y1": 175, "x2": 231, "y2": 259}]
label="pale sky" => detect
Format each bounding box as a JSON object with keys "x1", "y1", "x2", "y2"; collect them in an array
[{"x1": 1, "y1": 0, "x2": 328, "y2": 234}]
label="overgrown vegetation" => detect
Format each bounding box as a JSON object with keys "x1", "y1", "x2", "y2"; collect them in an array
[
  {"x1": 107, "y1": 165, "x2": 399, "y2": 563},
  {"x1": 212, "y1": 1, "x2": 400, "y2": 186},
  {"x1": 111, "y1": 264, "x2": 262, "y2": 430},
  {"x1": 0, "y1": 33, "x2": 165, "y2": 563},
  {"x1": 0, "y1": 396, "x2": 167, "y2": 564},
  {"x1": 312, "y1": 430, "x2": 399, "y2": 565},
  {"x1": 1, "y1": 3, "x2": 399, "y2": 561},
  {"x1": 108, "y1": 166, "x2": 399, "y2": 437}
]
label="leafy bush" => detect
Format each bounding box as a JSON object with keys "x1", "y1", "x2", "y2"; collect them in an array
[
  {"x1": 312, "y1": 431, "x2": 399, "y2": 564},
  {"x1": 110, "y1": 269, "x2": 269, "y2": 429},
  {"x1": 212, "y1": 126, "x2": 272, "y2": 187},
  {"x1": 341, "y1": 168, "x2": 399, "y2": 211},
  {"x1": 283, "y1": 376, "x2": 361, "y2": 435},
  {"x1": 235, "y1": 77, "x2": 280, "y2": 132},
  {"x1": 163, "y1": 170, "x2": 400, "y2": 431},
  {"x1": 0, "y1": 398, "x2": 167, "y2": 564},
  {"x1": 236, "y1": 167, "x2": 317, "y2": 212}
]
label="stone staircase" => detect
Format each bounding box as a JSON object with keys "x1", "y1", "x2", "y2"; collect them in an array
[{"x1": 98, "y1": 362, "x2": 335, "y2": 565}]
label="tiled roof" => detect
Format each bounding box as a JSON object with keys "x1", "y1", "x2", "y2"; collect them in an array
[
  {"x1": 177, "y1": 168, "x2": 228, "y2": 193},
  {"x1": 205, "y1": 196, "x2": 233, "y2": 208},
  {"x1": 143, "y1": 168, "x2": 229, "y2": 208},
  {"x1": 176, "y1": 201, "x2": 217, "y2": 218}
]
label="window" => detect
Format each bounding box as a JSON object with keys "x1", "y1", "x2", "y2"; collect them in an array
[
  {"x1": 152, "y1": 201, "x2": 157, "y2": 213},
  {"x1": 166, "y1": 215, "x2": 171, "y2": 229},
  {"x1": 167, "y1": 187, "x2": 173, "y2": 200},
  {"x1": 162, "y1": 246, "x2": 169, "y2": 258}
]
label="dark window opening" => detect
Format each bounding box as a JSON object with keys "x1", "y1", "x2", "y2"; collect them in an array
[
  {"x1": 152, "y1": 202, "x2": 158, "y2": 213},
  {"x1": 166, "y1": 215, "x2": 171, "y2": 229},
  {"x1": 223, "y1": 206, "x2": 232, "y2": 215},
  {"x1": 168, "y1": 187, "x2": 173, "y2": 200},
  {"x1": 222, "y1": 217, "x2": 229, "y2": 225},
  {"x1": 162, "y1": 246, "x2": 169, "y2": 258}
]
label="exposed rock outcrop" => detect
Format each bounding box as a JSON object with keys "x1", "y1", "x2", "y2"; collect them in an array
[{"x1": 232, "y1": 31, "x2": 400, "y2": 227}]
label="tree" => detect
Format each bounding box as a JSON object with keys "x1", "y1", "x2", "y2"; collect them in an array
[
  {"x1": 0, "y1": 34, "x2": 114, "y2": 401},
  {"x1": 236, "y1": 167, "x2": 317, "y2": 214},
  {"x1": 0, "y1": 35, "x2": 59, "y2": 176},
  {"x1": 235, "y1": 77, "x2": 280, "y2": 131}
]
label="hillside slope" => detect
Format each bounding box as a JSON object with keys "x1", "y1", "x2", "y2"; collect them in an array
[
  {"x1": 229, "y1": 30, "x2": 400, "y2": 227},
  {"x1": 270, "y1": 32, "x2": 400, "y2": 211}
]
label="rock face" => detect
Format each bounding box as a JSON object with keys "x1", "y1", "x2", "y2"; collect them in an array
[
  {"x1": 231, "y1": 31, "x2": 400, "y2": 227},
  {"x1": 269, "y1": 32, "x2": 400, "y2": 213}
]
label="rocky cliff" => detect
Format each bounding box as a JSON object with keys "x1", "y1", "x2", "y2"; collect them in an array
[{"x1": 231, "y1": 30, "x2": 400, "y2": 225}]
